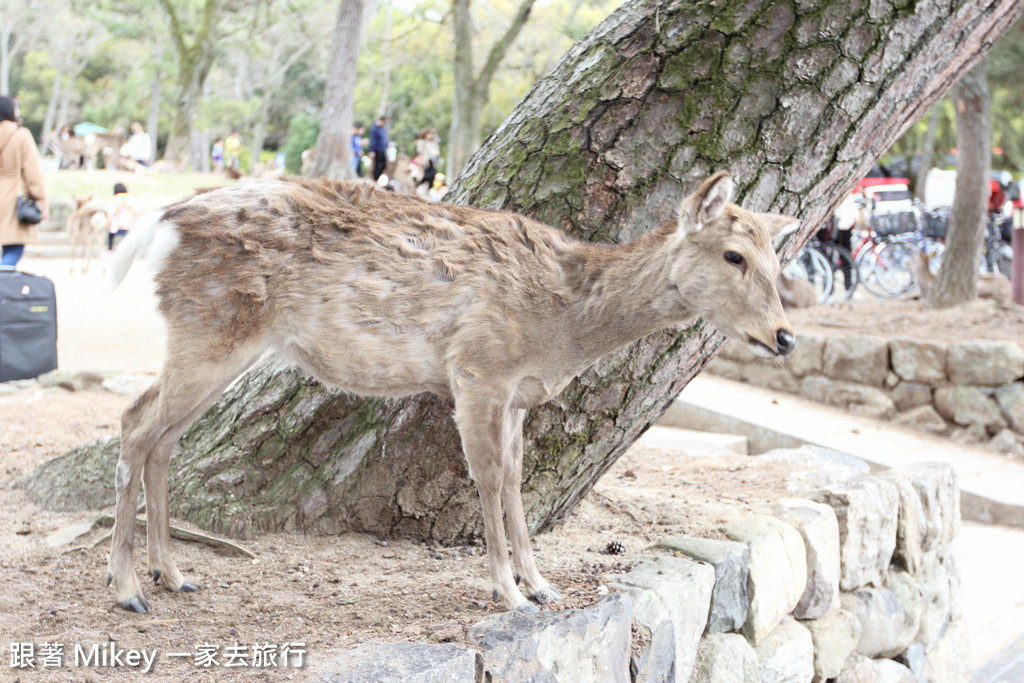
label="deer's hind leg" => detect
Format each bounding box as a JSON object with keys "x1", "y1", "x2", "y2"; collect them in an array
[
  {"x1": 502, "y1": 409, "x2": 562, "y2": 605},
  {"x1": 107, "y1": 338, "x2": 264, "y2": 613}
]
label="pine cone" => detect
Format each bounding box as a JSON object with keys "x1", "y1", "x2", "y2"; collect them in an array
[{"x1": 604, "y1": 540, "x2": 626, "y2": 555}]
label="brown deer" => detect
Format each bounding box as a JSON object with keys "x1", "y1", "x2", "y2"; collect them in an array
[
  {"x1": 66, "y1": 197, "x2": 107, "y2": 274},
  {"x1": 107, "y1": 172, "x2": 796, "y2": 613}
]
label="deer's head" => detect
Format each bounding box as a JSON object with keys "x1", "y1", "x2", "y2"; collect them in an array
[{"x1": 672, "y1": 172, "x2": 797, "y2": 357}]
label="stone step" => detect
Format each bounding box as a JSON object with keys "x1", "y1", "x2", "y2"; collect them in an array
[{"x1": 672, "y1": 374, "x2": 1024, "y2": 529}]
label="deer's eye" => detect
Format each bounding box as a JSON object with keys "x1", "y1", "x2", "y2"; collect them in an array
[{"x1": 724, "y1": 251, "x2": 744, "y2": 267}]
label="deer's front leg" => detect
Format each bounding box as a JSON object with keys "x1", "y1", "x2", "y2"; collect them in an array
[
  {"x1": 454, "y1": 391, "x2": 535, "y2": 612},
  {"x1": 503, "y1": 409, "x2": 562, "y2": 605}
]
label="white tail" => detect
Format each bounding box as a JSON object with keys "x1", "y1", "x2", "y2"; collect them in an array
[{"x1": 109, "y1": 211, "x2": 177, "y2": 291}]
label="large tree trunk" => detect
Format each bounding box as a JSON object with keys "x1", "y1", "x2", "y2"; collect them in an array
[
  {"x1": 311, "y1": 0, "x2": 366, "y2": 179},
  {"x1": 927, "y1": 58, "x2": 992, "y2": 307},
  {"x1": 26, "y1": 0, "x2": 1024, "y2": 546}
]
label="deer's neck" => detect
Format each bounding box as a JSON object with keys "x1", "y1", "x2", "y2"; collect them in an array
[{"x1": 564, "y1": 226, "x2": 694, "y2": 364}]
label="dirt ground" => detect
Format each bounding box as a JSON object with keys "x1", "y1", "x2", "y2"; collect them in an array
[
  {"x1": 2, "y1": 298, "x2": 1022, "y2": 680},
  {"x1": 0, "y1": 388, "x2": 802, "y2": 681}
]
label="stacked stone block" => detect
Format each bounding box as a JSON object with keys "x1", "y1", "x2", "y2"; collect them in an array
[
  {"x1": 316, "y1": 448, "x2": 966, "y2": 683},
  {"x1": 710, "y1": 334, "x2": 1024, "y2": 457}
]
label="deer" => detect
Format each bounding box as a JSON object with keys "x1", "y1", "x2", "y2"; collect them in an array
[
  {"x1": 66, "y1": 197, "x2": 107, "y2": 274},
  {"x1": 106, "y1": 172, "x2": 797, "y2": 614}
]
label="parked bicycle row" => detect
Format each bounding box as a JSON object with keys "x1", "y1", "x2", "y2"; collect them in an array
[{"x1": 783, "y1": 185, "x2": 1014, "y2": 304}]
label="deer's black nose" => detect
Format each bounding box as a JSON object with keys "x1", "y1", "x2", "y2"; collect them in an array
[{"x1": 776, "y1": 329, "x2": 796, "y2": 356}]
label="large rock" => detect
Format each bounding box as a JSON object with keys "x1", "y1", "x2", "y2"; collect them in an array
[
  {"x1": 921, "y1": 617, "x2": 972, "y2": 683},
  {"x1": 823, "y1": 336, "x2": 890, "y2": 386},
  {"x1": 934, "y1": 385, "x2": 1007, "y2": 435},
  {"x1": 915, "y1": 553, "x2": 951, "y2": 646},
  {"x1": 877, "y1": 473, "x2": 926, "y2": 574},
  {"x1": 786, "y1": 333, "x2": 825, "y2": 378},
  {"x1": 893, "y1": 404, "x2": 949, "y2": 435},
  {"x1": 989, "y1": 428, "x2": 1024, "y2": 457},
  {"x1": 803, "y1": 606, "x2": 861, "y2": 683},
  {"x1": 723, "y1": 515, "x2": 807, "y2": 645},
  {"x1": 469, "y1": 593, "x2": 632, "y2": 683},
  {"x1": 947, "y1": 340, "x2": 1024, "y2": 385},
  {"x1": 316, "y1": 641, "x2": 482, "y2": 683},
  {"x1": 688, "y1": 633, "x2": 759, "y2": 683},
  {"x1": 995, "y1": 382, "x2": 1024, "y2": 433},
  {"x1": 633, "y1": 619, "x2": 675, "y2": 683},
  {"x1": 841, "y1": 571, "x2": 923, "y2": 659},
  {"x1": 802, "y1": 473, "x2": 899, "y2": 590},
  {"x1": 742, "y1": 363, "x2": 800, "y2": 393},
  {"x1": 753, "y1": 617, "x2": 814, "y2": 683},
  {"x1": 889, "y1": 381, "x2": 933, "y2": 411},
  {"x1": 896, "y1": 463, "x2": 960, "y2": 551},
  {"x1": 608, "y1": 555, "x2": 715, "y2": 679},
  {"x1": 836, "y1": 654, "x2": 916, "y2": 683},
  {"x1": 826, "y1": 383, "x2": 897, "y2": 419},
  {"x1": 799, "y1": 375, "x2": 833, "y2": 403},
  {"x1": 889, "y1": 337, "x2": 947, "y2": 385},
  {"x1": 772, "y1": 499, "x2": 841, "y2": 619},
  {"x1": 655, "y1": 536, "x2": 749, "y2": 633},
  {"x1": 760, "y1": 445, "x2": 871, "y2": 475}
]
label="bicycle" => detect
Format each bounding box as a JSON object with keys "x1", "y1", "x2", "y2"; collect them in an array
[
  {"x1": 782, "y1": 246, "x2": 833, "y2": 304},
  {"x1": 854, "y1": 205, "x2": 944, "y2": 298},
  {"x1": 809, "y1": 220, "x2": 859, "y2": 301}
]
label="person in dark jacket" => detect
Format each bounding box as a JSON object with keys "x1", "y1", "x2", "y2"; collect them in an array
[{"x1": 368, "y1": 116, "x2": 389, "y2": 181}]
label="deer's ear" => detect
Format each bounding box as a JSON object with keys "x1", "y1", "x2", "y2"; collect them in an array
[
  {"x1": 760, "y1": 214, "x2": 801, "y2": 248},
  {"x1": 678, "y1": 172, "x2": 734, "y2": 236}
]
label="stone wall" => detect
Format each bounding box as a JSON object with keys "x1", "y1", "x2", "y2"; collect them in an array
[
  {"x1": 709, "y1": 334, "x2": 1024, "y2": 457},
  {"x1": 315, "y1": 447, "x2": 966, "y2": 683}
]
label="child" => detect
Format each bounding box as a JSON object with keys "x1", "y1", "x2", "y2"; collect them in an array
[
  {"x1": 211, "y1": 139, "x2": 224, "y2": 173},
  {"x1": 107, "y1": 183, "x2": 136, "y2": 252}
]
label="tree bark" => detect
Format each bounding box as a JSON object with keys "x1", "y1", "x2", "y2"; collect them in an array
[
  {"x1": 311, "y1": 0, "x2": 365, "y2": 179},
  {"x1": 927, "y1": 58, "x2": 991, "y2": 307},
  {"x1": 26, "y1": 0, "x2": 1024, "y2": 546}
]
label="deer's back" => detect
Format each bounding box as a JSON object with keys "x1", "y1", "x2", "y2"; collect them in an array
[{"x1": 151, "y1": 178, "x2": 578, "y2": 396}]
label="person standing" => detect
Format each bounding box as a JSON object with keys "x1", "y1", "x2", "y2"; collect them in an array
[
  {"x1": 0, "y1": 96, "x2": 48, "y2": 268},
  {"x1": 106, "y1": 183, "x2": 136, "y2": 253},
  {"x1": 350, "y1": 124, "x2": 365, "y2": 178},
  {"x1": 123, "y1": 122, "x2": 152, "y2": 167},
  {"x1": 368, "y1": 116, "x2": 388, "y2": 181},
  {"x1": 224, "y1": 130, "x2": 242, "y2": 171},
  {"x1": 211, "y1": 138, "x2": 224, "y2": 173}
]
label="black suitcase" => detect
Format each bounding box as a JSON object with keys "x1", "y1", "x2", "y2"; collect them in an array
[{"x1": 0, "y1": 268, "x2": 58, "y2": 382}]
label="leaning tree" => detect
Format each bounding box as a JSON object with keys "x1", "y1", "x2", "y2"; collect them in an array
[{"x1": 27, "y1": 0, "x2": 1024, "y2": 545}]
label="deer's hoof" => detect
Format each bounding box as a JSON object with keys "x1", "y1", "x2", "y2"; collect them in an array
[
  {"x1": 180, "y1": 581, "x2": 198, "y2": 593},
  {"x1": 119, "y1": 594, "x2": 151, "y2": 613},
  {"x1": 530, "y1": 586, "x2": 563, "y2": 605},
  {"x1": 513, "y1": 600, "x2": 540, "y2": 613}
]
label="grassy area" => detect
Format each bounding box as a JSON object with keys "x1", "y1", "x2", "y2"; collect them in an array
[{"x1": 43, "y1": 170, "x2": 238, "y2": 211}]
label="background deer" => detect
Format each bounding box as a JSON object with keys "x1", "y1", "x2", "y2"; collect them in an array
[
  {"x1": 107, "y1": 172, "x2": 796, "y2": 613},
  {"x1": 66, "y1": 197, "x2": 107, "y2": 274}
]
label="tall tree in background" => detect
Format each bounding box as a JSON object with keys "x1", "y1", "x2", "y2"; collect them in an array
[
  {"x1": 0, "y1": 2, "x2": 44, "y2": 95},
  {"x1": 157, "y1": 0, "x2": 225, "y2": 164},
  {"x1": 310, "y1": 0, "x2": 366, "y2": 179},
  {"x1": 928, "y1": 58, "x2": 993, "y2": 307},
  {"x1": 447, "y1": 0, "x2": 537, "y2": 180},
  {"x1": 29, "y1": 0, "x2": 1024, "y2": 545}
]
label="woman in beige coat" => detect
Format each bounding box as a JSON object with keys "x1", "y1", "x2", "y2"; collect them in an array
[{"x1": 0, "y1": 96, "x2": 48, "y2": 268}]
